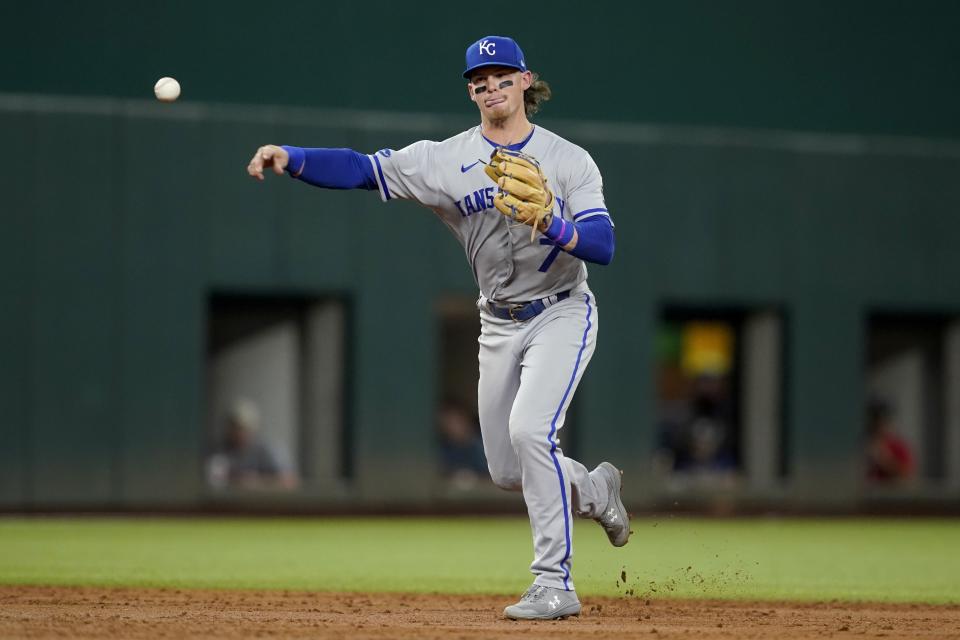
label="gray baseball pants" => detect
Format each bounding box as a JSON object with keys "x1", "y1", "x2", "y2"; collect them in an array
[{"x1": 477, "y1": 283, "x2": 607, "y2": 592}]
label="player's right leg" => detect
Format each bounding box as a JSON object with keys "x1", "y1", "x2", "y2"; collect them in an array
[{"x1": 477, "y1": 312, "x2": 523, "y2": 491}]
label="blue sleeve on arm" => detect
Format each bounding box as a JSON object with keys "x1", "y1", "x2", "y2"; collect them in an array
[
  {"x1": 281, "y1": 146, "x2": 377, "y2": 190},
  {"x1": 570, "y1": 216, "x2": 615, "y2": 264},
  {"x1": 544, "y1": 214, "x2": 615, "y2": 265}
]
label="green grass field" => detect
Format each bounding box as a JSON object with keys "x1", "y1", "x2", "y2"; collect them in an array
[{"x1": 0, "y1": 517, "x2": 957, "y2": 604}]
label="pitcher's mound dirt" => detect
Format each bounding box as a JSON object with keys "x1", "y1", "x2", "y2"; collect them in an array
[{"x1": 2, "y1": 585, "x2": 958, "y2": 639}]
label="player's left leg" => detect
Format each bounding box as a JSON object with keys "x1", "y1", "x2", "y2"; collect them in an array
[{"x1": 507, "y1": 291, "x2": 605, "y2": 593}]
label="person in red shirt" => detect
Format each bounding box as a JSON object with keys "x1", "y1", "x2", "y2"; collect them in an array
[{"x1": 866, "y1": 399, "x2": 915, "y2": 482}]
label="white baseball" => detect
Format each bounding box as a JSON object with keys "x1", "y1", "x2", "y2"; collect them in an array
[{"x1": 154, "y1": 77, "x2": 181, "y2": 102}]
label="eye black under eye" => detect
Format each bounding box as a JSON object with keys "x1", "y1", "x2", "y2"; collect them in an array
[{"x1": 474, "y1": 85, "x2": 487, "y2": 94}]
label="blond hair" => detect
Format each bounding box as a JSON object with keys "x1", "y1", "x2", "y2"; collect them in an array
[{"x1": 524, "y1": 72, "x2": 552, "y2": 118}]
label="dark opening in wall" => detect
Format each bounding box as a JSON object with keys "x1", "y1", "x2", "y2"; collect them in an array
[
  {"x1": 654, "y1": 305, "x2": 786, "y2": 490},
  {"x1": 865, "y1": 312, "x2": 955, "y2": 485},
  {"x1": 205, "y1": 292, "x2": 351, "y2": 494}
]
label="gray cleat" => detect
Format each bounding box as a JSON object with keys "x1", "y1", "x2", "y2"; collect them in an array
[
  {"x1": 503, "y1": 584, "x2": 581, "y2": 620},
  {"x1": 594, "y1": 461, "x2": 630, "y2": 547}
]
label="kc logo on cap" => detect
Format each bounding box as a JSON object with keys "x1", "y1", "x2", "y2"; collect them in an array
[{"x1": 463, "y1": 35, "x2": 527, "y2": 78}]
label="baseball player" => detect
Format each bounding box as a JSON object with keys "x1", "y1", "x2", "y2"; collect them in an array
[{"x1": 247, "y1": 35, "x2": 628, "y2": 620}]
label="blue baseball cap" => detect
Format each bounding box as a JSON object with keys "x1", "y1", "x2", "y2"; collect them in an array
[{"x1": 463, "y1": 36, "x2": 527, "y2": 79}]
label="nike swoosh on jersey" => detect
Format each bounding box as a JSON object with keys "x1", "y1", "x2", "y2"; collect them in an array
[{"x1": 461, "y1": 161, "x2": 481, "y2": 173}]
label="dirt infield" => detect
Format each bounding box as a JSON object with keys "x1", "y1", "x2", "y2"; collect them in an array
[{"x1": 2, "y1": 586, "x2": 958, "y2": 639}]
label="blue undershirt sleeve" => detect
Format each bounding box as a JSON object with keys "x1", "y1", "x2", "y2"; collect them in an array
[
  {"x1": 543, "y1": 214, "x2": 615, "y2": 265},
  {"x1": 281, "y1": 146, "x2": 377, "y2": 190}
]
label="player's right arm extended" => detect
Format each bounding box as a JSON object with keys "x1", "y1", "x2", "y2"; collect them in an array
[
  {"x1": 254, "y1": 141, "x2": 439, "y2": 207},
  {"x1": 281, "y1": 146, "x2": 378, "y2": 190}
]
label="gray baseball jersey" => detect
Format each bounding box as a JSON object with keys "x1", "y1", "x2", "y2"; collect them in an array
[{"x1": 366, "y1": 125, "x2": 613, "y2": 302}]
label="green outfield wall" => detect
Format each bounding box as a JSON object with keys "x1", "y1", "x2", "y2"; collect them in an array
[
  {"x1": 1, "y1": 1, "x2": 959, "y2": 139},
  {"x1": 3, "y1": 0, "x2": 960, "y2": 510},
  {"x1": 2, "y1": 95, "x2": 959, "y2": 509}
]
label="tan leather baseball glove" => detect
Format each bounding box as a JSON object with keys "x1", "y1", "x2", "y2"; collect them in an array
[{"x1": 484, "y1": 147, "x2": 555, "y2": 241}]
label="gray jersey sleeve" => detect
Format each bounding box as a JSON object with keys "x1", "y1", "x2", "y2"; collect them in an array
[
  {"x1": 563, "y1": 151, "x2": 613, "y2": 227},
  {"x1": 367, "y1": 141, "x2": 444, "y2": 208}
]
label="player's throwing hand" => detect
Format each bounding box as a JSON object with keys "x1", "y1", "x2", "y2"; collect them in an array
[{"x1": 247, "y1": 145, "x2": 289, "y2": 181}]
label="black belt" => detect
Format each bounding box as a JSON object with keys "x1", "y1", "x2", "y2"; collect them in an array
[{"x1": 487, "y1": 291, "x2": 571, "y2": 322}]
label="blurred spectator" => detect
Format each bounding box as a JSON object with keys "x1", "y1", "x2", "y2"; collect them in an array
[
  {"x1": 656, "y1": 373, "x2": 737, "y2": 475},
  {"x1": 206, "y1": 399, "x2": 298, "y2": 490},
  {"x1": 866, "y1": 399, "x2": 915, "y2": 483},
  {"x1": 437, "y1": 398, "x2": 488, "y2": 489}
]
